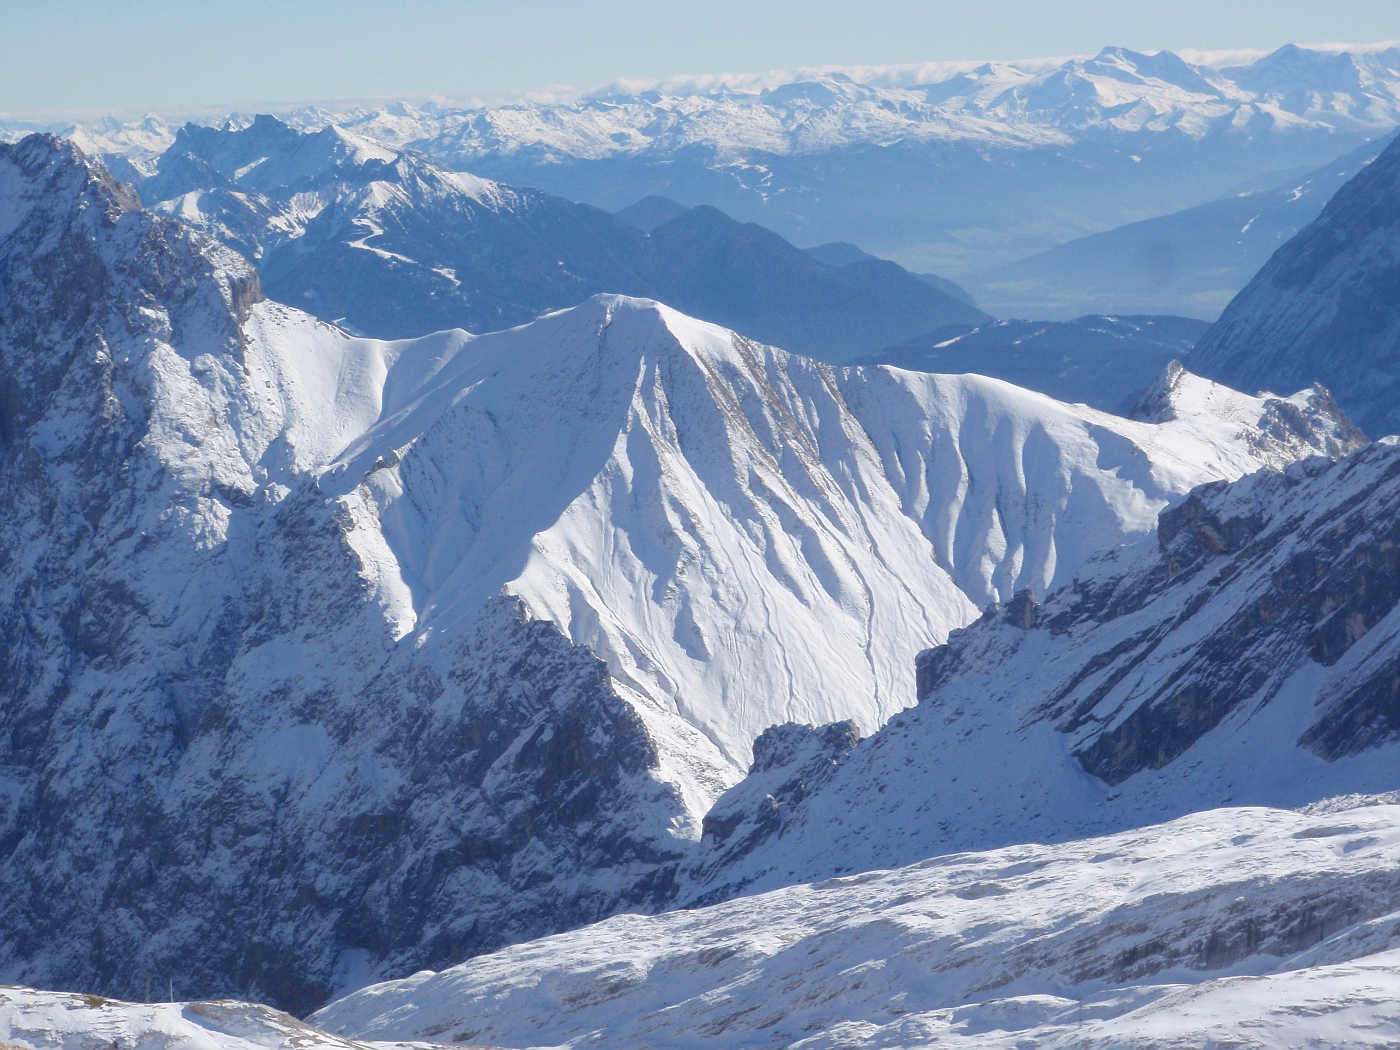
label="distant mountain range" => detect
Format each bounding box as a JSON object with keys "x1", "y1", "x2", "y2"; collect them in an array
[
  {"x1": 133, "y1": 116, "x2": 985, "y2": 360},
  {"x1": 801, "y1": 238, "x2": 980, "y2": 305},
  {"x1": 976, "y1": 134, "x2": 1397, "y2": 319},
  {"x1": 10, "y1": 44, "x2": 1400, "y2": 279},
  {"x1": 614, "y1": 204, "x2": 983, "y2": 308},
  {"x1": 855, "y1": 314, "x2": 1208, "y2": 412}
]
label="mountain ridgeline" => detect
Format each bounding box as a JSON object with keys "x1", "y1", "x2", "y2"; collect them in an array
[{"x1": 134, "y1": 115, "x2": 986, "y2": 361}]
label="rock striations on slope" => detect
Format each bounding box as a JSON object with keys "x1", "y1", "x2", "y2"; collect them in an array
[
  {"x1": 1193, "y1": 129, "x2": 1400, "y2": 438},
  {"x1": 324, "y1": 306, "x2": 1362, "y2": 770},
  {"x1": 0, "y1": 133, "x2": 1367, "y2": 1010},
  {"x1": 690, "y1": 434, "x2": 1400, "y2": 903}
]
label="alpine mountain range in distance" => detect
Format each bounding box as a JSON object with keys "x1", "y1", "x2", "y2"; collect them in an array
[
  {"x1": 129, "y1": 114, "x2": 988, "y2": 361},
  {"x1": 9, "y1": 43, "x2": 1400, "y2": 276}
]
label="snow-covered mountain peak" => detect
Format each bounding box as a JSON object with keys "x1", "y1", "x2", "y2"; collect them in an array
[
  {"x1": 310, "y1": 294, "x2": 1362, "y2": 768},
  {"x1": 320, "y1": 123, "x2": 400, "y2": 167},
  {"x1": 166, "y1": 114, "x2": 405, "y2": 197},
  {"x1": 0, "y1": 132, "x2": 140, "y2": 237},
  {"x1": 1129, "y1": 358, "x2": 1367, "y2": 462},
  {"x1": 0, "y1": 133, "x2": 468, "y2": 491}
]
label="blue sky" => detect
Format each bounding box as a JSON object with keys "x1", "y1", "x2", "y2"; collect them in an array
[{"x1": 2, "y1": 0, "x2": 1399, "y2": 118}]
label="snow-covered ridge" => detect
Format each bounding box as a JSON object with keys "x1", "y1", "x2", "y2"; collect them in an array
[
  {"x1": 140, "y1": 115, "x2": 521, "y2": 265},
  {"x1": 324, "y1": 295, "x2": 1359, "y2": 768},
  {"x1": 311, "y1": 797, "x2": 1400, "y2": 1049}
]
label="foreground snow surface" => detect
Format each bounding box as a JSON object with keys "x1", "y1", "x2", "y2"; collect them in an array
[
  {"x1": 295, "y1": 797, "x2": 1400, "y2": 1048},
  {"x1": 0, "y1": 992, "x2": 384, "y2": 1050},
  {"x1": 8, "y1": 801, "x2": 1400, "y2": 1050}
]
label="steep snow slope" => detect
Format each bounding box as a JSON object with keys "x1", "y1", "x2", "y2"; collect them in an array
[
  {"x1": 313, "y1": 798, "x2": 1400, "y2": 1050},
  {"x1": 1193, "y1": 128, "x2": 1400, "y2": 438},
  {"x1": 691, "y1": 436, "x2": 1400, "y2": 899},
  {"x1": 329, "y1": 299, "x2": 1360, "y2": 766}
]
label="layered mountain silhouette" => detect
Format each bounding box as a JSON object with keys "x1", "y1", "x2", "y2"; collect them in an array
[
  {"x1": 978, "y1": 135, "x2": 1397, "y2": 319},
  {"x1": 136, "y1": 116, "x2": 987, "y2": 361}
]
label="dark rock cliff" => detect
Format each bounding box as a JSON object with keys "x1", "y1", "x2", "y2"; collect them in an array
[{"x1": 0, "y1": 134, "x2": 692, "y2": 1013}]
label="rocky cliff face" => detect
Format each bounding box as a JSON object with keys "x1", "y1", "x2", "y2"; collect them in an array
[{"x1": 1192, "y1": 130, "x2": 1400, "y2": 438}]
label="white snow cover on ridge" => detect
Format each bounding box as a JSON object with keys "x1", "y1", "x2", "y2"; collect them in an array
[
  {"x1": 317, "y1": 294, "x2": 1355, "y2": 768},
  {"x1": 312, "y1": 797, "x2": 1400, "y2": 1049}
]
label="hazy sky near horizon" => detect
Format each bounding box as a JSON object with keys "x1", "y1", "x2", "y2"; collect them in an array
[{"x1": 3, "y1": 0, "x2": 1399, "y2": 119}]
